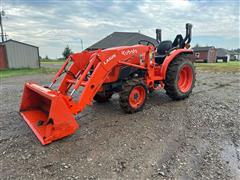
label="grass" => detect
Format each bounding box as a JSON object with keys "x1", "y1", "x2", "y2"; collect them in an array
[
  {"x1": 0, "y1": 67, "x2": 58, "y2": 78},
  {"x1": 1, "y1": 60, "x2": 239, "y2": 79},
  {"x1": 40, "y1": 60, "x2": 65, "y2": 64},
  {"x1": 195, "y1": 61, "x2": 240, "y2": 73}
]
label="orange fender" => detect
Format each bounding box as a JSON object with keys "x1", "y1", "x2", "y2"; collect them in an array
[{"x1": 160, "y1": 49, "x2": 193, "y2": 79}]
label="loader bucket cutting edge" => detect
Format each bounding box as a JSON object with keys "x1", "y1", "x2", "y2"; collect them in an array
[{"x1": 19, "y1": 83, "x2": 79, "y2": 145}]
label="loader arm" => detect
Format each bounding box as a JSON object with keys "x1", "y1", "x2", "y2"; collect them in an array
[
  {"x1": 19, "y1": 45, "x2": 152, "y2": 145},
  {"x1": 68, "y1": 45, "x2": 151, "y2": 114}
]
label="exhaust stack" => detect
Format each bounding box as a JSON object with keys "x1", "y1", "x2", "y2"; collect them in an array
[{"x1": 156, "y1": 29, "x2": 162, "y2": 43}]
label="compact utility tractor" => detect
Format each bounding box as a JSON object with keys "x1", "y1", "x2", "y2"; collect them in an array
[{"x1": 20, "y1": 23, "x2": 195, "y2": 145}]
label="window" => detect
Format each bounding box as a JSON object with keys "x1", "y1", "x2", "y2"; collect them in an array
[{"x1": 195, "y1": 52, "x2": 200, "y2": 59}]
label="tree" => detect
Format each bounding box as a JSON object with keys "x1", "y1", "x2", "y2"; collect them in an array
[
  {"x1": 62, "y1": 45, "x2": 73, "y2": 59},
  {"x1": 194, "y1": 43, "x2": 200, "y2": 48}
]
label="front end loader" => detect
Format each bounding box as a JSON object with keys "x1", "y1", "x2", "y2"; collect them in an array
[{"x1": 19, "y1": 23, "x2": 195, "y2": 145}]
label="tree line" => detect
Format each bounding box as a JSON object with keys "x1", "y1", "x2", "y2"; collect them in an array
[{"x1": 40, "y1": 45, "x2": 73, "y2": 61}]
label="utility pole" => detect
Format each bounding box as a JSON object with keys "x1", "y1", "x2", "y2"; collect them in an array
[
  {"x1": 4, "y1": 32, "x2": 7, "y2": 40},
  {"x1": 0, "y1": 10, "x2": 5, "y2": 42},
  {"x1": 80, "y1": 39, "x2": 83, "y2": 51}
]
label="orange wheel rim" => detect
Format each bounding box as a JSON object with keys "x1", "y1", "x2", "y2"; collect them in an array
[
  {"x1": 178, "y1": 65, "x2": 193, "y2": 93},
  {"x1": 129, "y1": 86, "x2": 146, "y2": 109}
]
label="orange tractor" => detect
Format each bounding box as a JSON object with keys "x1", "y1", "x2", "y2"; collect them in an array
[{"x1": 20, "y1": 23, "x2": 195, "y2": 145}]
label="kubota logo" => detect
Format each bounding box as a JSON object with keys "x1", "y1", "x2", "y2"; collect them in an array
[
  {"x1": 121, "y1": 49, "x2": 138, "y2": 56},
  {"x1": 104, "y1": 54, "x2": 116, "y2": 65}
]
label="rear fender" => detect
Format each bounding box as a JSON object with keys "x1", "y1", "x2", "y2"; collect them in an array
[{"x1": 160, "y1": 49, "x2": 193, "y2": 79}]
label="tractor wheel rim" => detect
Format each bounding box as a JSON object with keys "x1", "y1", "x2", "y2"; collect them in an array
[
  {"x1": 178, "y1": 65, "x2": 193, "y2": 93},
  {"x1": 129, "y1": 86, "x2": 146, "y2": 109}
]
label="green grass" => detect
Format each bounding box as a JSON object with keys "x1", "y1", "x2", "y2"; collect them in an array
[
  {"x1": 41, "y1": 60, "x2": 65, "y2": 64},
  {"x1": 195, "y1": 61, "x2": 240, "y2": 73},
  {"x1": 0, "y1": 68, "x2": 58, "y2": 78},
  {"x1": 1, "y1": 61, "x2": 239, "y2": 79}
]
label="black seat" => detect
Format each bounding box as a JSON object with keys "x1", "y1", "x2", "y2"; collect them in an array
[{"x1": 155, "y1": 40, "x2": 172, "y2": 64}]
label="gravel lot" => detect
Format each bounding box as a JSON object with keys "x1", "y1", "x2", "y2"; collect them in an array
[{"x1": 0, "y1": 70, "x2": 239, "y2": 179}]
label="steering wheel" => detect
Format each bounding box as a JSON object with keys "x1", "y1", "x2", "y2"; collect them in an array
[{"x1": 138, "y1": 40, "x2": 156, "y2": 47}]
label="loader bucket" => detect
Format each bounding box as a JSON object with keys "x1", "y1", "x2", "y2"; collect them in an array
[{"x1": 19, "y1": 83, "x2": 79, "y2": 145}]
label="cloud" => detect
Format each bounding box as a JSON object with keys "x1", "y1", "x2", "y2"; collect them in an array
[{"x1": 1, "y1": 0, "x2": 239, "y2": 58}]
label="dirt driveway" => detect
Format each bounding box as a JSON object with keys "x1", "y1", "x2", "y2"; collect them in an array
[{"x1": 0, "y1": 70, "x2": 239, "y2": 179}]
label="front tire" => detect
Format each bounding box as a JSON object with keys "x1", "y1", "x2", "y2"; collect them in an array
[
  {"x1": 164, "y1": 56, "x2": 196, "y2": 100},
  {"x1": 119, "y1": 79, "x2": 148, "y2": 113}
]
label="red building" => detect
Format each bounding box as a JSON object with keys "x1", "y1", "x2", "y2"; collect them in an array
[{"x1": 190, "y1": 46, "x2": 217, "y2": 63}]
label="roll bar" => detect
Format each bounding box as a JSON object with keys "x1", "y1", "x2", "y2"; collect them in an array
[
  {"x1": 172, "y1": 23, "x2": 193, "y2": 48},
  {"x1": 183, "y1": 23, "x2": 192, "y2": 44},
  {"x1": 156, "y1": 23, "x2": 193, "y2": 48}
]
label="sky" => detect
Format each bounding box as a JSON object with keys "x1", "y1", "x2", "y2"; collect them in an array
[{"x1": 1, "y1": 0, "x2": 239, "y2": 58}]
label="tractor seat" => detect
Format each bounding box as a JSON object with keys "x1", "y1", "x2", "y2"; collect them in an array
[{"x1": 155, "y1": 40, "x2": 172, "y2": 64}]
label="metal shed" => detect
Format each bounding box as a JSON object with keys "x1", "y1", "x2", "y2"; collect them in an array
[
  {"x1": 0, "y1": 39, "x2": 40, "y2": 69},
  {"x1": 216, "y1": 48, "x2": 230, "y2": 62}
]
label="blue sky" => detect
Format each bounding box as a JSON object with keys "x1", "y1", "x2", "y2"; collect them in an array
[{"x1": 1, "y1": 0, "x2": 239, "y2": 58}]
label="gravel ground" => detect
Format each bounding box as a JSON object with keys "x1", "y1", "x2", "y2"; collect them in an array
[{"x1": 0, "y1": 70, "x2": 239, "y2": 179}]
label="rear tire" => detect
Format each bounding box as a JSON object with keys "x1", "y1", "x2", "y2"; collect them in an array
[
  {"x1": 119, "y1": 79, "x2": 148, "y2": 113},
  {"x1": 164, "y1": 55, "x2": 196, "y2": 100}
]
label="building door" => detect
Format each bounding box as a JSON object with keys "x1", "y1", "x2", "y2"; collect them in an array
[{"x1": 208, "y1": 49, "x2": 216, "y2": 63}]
